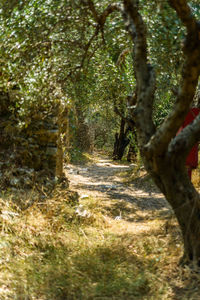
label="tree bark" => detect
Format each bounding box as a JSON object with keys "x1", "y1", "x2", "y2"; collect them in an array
[
  {"x1": 113, "y1": 118, "x2": 130, "y2": 160},
  {"x1": 147, "y1": 154, "x2": 200, "y2": 265},
  {"x1": 123, "y1": 0, "x2": 200, "y2": 265}
]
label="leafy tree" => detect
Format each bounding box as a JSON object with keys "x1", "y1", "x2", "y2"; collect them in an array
[
  {"x1": 121, "y1": 0, "x2": 200, "y2": 265},
  {"x1": 1, "y1": 0, "x2": 200, "y2": 265},
  {"x1": 80, "y1": 0, "x2": 200, "y2": 265}
]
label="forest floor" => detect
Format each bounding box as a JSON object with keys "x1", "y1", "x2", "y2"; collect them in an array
[
  {"x1": 65, "y1": 152, "x2": 200, "y2": 300},
  {"x1": 1, "y1": 152, "x2": 200, "y2": 299}
]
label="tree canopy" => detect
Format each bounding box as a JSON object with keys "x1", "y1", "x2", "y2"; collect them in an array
[{"x1": 1, "y1": 0, "x2": 200, "y2": 265}]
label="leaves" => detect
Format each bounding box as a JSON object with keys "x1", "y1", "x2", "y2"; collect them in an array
[{"x1": 0, "y1": 0, "x2": 199, "y2": 141}]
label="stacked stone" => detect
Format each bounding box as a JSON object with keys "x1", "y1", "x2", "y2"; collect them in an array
[{"x1": 0, "y1": 92, "x2": 69, "y2": 190}]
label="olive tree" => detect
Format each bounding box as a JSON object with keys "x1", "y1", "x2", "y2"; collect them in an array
[
  {"x1": 123, "y1": 0, "x2": 200, "y2": 265},
  {"x1": 84, "y1": 0, "x2": 200, "y2": 265},
  {"x1": 1, "y1": 0, "x2": 200, "y2": 265}
]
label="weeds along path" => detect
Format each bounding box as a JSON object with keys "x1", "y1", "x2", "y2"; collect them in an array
[
  {"x1": 65, "y1": 153, "x2": 172, "y2": 224},
  {"x1": 64, "y1": 154, "x2": 189, "y2": 299}
]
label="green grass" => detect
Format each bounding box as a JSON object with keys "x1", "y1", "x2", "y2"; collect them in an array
[{"x1": 0, "y1": 188, "x2": 200, "y2": 299}]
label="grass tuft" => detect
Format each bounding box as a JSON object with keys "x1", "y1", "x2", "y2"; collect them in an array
[{"x1": 0, "y1": 182, "x2": 200, "y2": 299}]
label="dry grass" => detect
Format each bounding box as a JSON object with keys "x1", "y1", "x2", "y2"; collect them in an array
[
  {"x1": 0, "y1": 167, "x2": 200, "y2": 299},
  {"x1": 192, "y1": 168, "x2": 200, "y2": 190}
]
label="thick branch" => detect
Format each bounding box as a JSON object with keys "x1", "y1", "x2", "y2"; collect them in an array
[
  {"x1": 99, "y1": 4, "x2": 122, "y2": 27},
  {"x1": 146, "y1": 1, "x2": 200, "y2": 156},
  {"x1": 77, "y1": 0, "x2": 122, "y2": 70},
  {"x1": 114, "y1": 99, "x2": 135, "y2": 128},
  {"x1": 123, "y1": 0, "x2": 148, "y2": 82},
  {"x1": 86, "y1": 0, "x2": 99, "y2": 23},
  {"x1": 168, "y1": 0, "x2": 198, "y2": 32},
  {"x1": 168, "y1": 114, "x2": 200, "y2": 162},
  {"x1": 86, "y1": 0, "x2": 122, "y2": 28},
  {"x1": 114, "y1": 89, "x2": 140, "y2": 129}
]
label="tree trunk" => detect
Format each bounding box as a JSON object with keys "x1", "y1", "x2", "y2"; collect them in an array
[
  {"x1": 146, "y1": 154, "x2": 200, "y2": 265},
  {"x1": 113, "y1": 118, "x2": 130, "y2": 160},
  {"x1": 123, "y1": 0, "x2": 200, "y2": 265}
]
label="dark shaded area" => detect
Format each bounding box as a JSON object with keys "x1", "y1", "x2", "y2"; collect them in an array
[{"x1": 113, "y1": 119, "x2": 130, "y2": 160}]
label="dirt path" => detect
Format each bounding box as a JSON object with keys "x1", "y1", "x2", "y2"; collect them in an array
[
  {"x1": 65, "y1": 155, "x2": 199, "y2": 299},
  {"x1": 65, "y1": 154, "x2": 172, "y2": 222}
]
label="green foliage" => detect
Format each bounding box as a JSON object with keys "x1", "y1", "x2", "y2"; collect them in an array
[
  {"x1": 0, "y1": 2, "x2": 200, "y2": 298},
  {"x1": 1, "y1": 0, "x2": 199, "y2": 150},
  {"x1": 153, "y1": 91, "x2": 174, "y2": 126}
]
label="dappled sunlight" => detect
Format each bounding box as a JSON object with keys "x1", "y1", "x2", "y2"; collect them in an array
[
  {"x1": 1, "y1": 0, "x2": 200, "y2": 297},
  {"x1": 66, "y1": 156, "x2": 170, "y2": 214},
  {"x1": 0, "y1": 193, "x2": 175, "y2": 299},
  {"x1": 0, "y1": 160, "x2": 199, "y2": 300},
  {"x1": 0, "y1": 152, "x2": 197, "y2": 299}
]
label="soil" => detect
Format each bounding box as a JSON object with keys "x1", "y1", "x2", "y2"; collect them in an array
[{"x1": 65, "y1": 153, "x2": 172, "y2": 222}]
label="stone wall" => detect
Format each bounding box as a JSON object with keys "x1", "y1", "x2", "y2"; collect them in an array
[{"x1": 0, "y1": 92, "x2": 69, "y2": 190}]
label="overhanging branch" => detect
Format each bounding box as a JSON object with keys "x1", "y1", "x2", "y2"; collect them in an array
[
  {"x1": 168, "y1": 0, "x2": 198, "y2": 33},
  {"x1": 146, "y1": 0, "x2": 200, "y2": 156},
  {"x1": 77, "y1": 0, "x2": 122, "y2": 71},
  {"x1": 84, "y1": 0, "x2": 122, "y2": 30}
]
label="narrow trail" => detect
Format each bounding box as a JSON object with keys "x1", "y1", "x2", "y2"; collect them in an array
[{"x1": 65, "y1": 153, "x2": 172, "y2": 224}]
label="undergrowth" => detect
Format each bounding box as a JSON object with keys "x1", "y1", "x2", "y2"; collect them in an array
[
  {"x1": 69, "y1": 150, "x2": 93, "y2": 165},
  {"x1": 0, "y1": 186, "x2": 200, "y2": 299}
]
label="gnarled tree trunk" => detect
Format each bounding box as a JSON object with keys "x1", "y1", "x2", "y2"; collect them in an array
[
  {"x1": 123, "y1": 0, "x2": 200, "y2": 265},
  {"x1": 143, "y1": 151, "x2": 200, "y2": 264},
  {"x1": 113, "y1": 118, "x2": 130, "y2": 160}
]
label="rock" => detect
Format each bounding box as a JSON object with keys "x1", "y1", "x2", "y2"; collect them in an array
[
  {"x1": 80, "y1": 194, "x2": 89, "y2": 199},
  {"x1": 81, "y1": 168, "x2": 88, "y2": 172},
  {"x1": 46, "y1": 147, "x2": 58, "y2": 156},
  {"x1": 75, "y1": 205, "x2": 91, "y2": 218},
  {"x1": 115, "y1": 216, "x2": 122, "y2": 220}
]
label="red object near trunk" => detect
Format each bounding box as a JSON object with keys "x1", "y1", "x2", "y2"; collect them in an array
[{"x1": 177, "y1": 108, "x2": 200, "y2": 178}]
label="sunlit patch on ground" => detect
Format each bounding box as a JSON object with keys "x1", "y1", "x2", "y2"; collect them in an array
[{"x1": 0, "y1": 154, "x2": 200, "y2": 299}]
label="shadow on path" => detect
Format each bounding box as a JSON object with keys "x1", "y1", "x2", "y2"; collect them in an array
[{"x1": 65, "y1": 156, "x2": 172, "y2": 220}]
